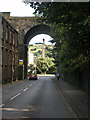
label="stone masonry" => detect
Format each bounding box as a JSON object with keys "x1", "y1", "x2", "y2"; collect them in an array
[
  {"x1": 0, "y1": 15, "x2": 18, "y2": 84},
  {"x1": 0, "y1": 12, "x2": 50, "y2": 79}
]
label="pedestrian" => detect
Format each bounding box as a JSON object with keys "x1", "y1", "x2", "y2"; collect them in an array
[{"x1": 57, "y1": 73, "x2": 60, "y2": 80}]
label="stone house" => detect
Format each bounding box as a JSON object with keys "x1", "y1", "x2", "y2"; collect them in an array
[{"x1": 0, "y1": 16, "x2": 18, "y2": 84}]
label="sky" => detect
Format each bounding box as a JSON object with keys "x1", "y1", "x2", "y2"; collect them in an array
[
  {"x1": 0, "y1": 0, "x2": 35, "y2": 17},
  {"x1": 29, "y1": 34, "x2": 53, "y2": 45},
  {"x1": 0, "y1": 0, "x2": 89, "y2": 16}
]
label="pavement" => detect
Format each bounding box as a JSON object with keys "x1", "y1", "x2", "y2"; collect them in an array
[{"x1": 53, "y1": 77, "x2": 88, "y2": 119}]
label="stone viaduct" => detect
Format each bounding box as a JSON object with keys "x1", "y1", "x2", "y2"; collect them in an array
[{"x1": 3, "y1": 12, "x2": 51, "y2": 79}]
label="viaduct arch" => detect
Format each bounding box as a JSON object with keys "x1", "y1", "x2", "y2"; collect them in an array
[
  {"x1": 24, "y1": 24, "x2": 50, "y2": 79},
  {"x1": 24, "y1": 24, "x2": 50, "y2": 44},
  {"x1": 4, "y1": 13, "x2": 51, "y2": 79}
]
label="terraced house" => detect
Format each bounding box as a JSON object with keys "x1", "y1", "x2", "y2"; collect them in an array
[{"x1": 0, "y1": 15, "x2": 18, "y2": 84}]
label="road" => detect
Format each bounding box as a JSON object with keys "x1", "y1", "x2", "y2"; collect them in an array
[{"x1": 1, "y1": 75, "x2": 77, "y2": 119}]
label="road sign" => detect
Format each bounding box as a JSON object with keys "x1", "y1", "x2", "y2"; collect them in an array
[{"x1": 19, "y1": 60, "x2": 23, "y2": 65}]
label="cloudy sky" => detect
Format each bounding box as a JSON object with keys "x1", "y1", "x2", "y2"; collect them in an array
[
  {"x1": 0, "y1": 0, "x2": 88, "y2": 16},
  {"x1": 0, "y1": 0, "x2": 35, "y2": 16},
  {"x1": 29, "y1": 34, "x2": 53, "y2": 45}
]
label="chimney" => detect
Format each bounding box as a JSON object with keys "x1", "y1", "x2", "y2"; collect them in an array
[{"x1": 0, "y1": 12, "x2": 10, "y2": 17}]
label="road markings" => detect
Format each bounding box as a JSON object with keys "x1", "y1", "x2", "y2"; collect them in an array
[
  {"x1": 32, "y1": 81, "x2": 37, "y2": 85},
  {"x1": 29, "y1": 84, "x2": 32, "y2": 87},
  {"x1": 9, "y1": 81, "x2": 38, "y2": 101},
  {"x1": 23, "y1": 87, "x2": 28, "y2": 91},
  {"x1": 29, "y1": 81, "x2": 37, "y2": 87},
  {"x1": 10, "y1": 93, "x2": 21, "y2": 100},
  {"x1": 23, "y1": 81, "x2": 38, "y2": 91},
  {"x1": 1, "y1": 107, "x2": 37, "y2": 111},
  {"x1": 0, "y1": 104, "x2": 4, "y2": 107}
]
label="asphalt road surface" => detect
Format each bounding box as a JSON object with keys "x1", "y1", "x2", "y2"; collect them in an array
[{"x1": 1, "y1": 75, "x2": 78, "y2": 119}]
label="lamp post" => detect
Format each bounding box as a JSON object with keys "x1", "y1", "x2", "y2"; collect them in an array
[{"x1": 42, "y1": 38, "x2": 45, "y2": 58}]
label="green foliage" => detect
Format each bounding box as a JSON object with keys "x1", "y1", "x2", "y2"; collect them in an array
[
  {"x1": 31, "y1": 2, "x2": 90, "y2": 72},
  {"x1": 29, "y1": 44, "x2": 54, "y2": 58},
  {"x1": 46, "y1": 57, "x2": 56, "y2": 73},
  {"x1": 29, "y1": 44, "x2": 43, "y2": 57},
  {"x1": 28, "y1": 64, "x2": 36, "y2": 71},
  {"x1": 36, "y1": 57, "x2": 48, "y2": 74},
  {"x1": 45, "y1": 45, "x2": 53, "y2": 57},
  {"x1": 24, "y1": 2, "x2": 90, "y2": 72},
  {"x1": 36, "y1": 57, "x2": 56, "y2": 74}
]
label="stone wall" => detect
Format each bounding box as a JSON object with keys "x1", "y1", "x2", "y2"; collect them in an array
[
  {"x1": 0, "y1": 17, "x2": 2, "y2": 84},
  {"x1": 1, "y1": 17, "x2": 18, "y2": 84},
  {"x1": 5, "y1": 17, "x2": 41, "y2": 44},
  {"x1": 3, "y1": 14, "x2": 49, "y2": 79},
  {"x1": 5, "y1": 16, "x2": 42, "y2": 79},
  {"x1": 61, "y1": 70, "x2": 89, "y2": 91},
  {"x1": 0, "y1": 12, "x2": 10, "y2": 18},
  {"x1": 82, "y1": 70, "x2": 89, "y2": 90}
]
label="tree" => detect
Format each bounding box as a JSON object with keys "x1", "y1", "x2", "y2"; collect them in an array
[
  {"x1": 24, "y1": 1, "x2": 90, "y2": 72},
  {"x1": 28, "y1": 64, "x2": 36, "y2": 72},
  {"x1": 45, "y1": 45, "x2": 54, "y2": 58},
  {"x1": 36, "y1": 57, "x2": 48, "y2": 74},
  {"x1": 29, "y1": 2, "x2": 90, "y2": 72},
  {"x1": 46, "y1": 57, "x2": 56, "y2": 74},
  {"x1": 36, "y1": 57, "x2": 56, "y2": 74}
]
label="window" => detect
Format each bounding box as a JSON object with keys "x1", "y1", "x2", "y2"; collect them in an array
[
  {"x1": 10, "y1": 29, "x2": 12, "y2": 44},
  {"x1": 6, "y1": 25, "x2": 8, "y2": 41}
]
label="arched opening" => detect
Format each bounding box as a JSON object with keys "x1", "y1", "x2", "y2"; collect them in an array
[
  {"x1": 24, "y1": 24, "x2": 51, "y2": 45},
  {"x1": 23, "y1": 24, "x2": 53, "y2": 78}
]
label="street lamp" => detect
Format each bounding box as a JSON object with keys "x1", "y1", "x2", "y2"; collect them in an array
[{"x1": 42, "y1": 38, "x2": 45, "y2": 58}]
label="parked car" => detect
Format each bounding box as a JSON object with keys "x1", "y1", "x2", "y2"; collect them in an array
[{"x1": 28, "y1": 73, "x2": 37, "y2": 80}]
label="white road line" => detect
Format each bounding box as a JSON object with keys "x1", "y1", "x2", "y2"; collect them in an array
[
  {"x1": 29, "y1": 81, "x2": 37, "y2": 87},
  {"x1": 10, "y1": 81, "x2": 38, "y2": 101},
  {"x1": 10, "y1": 93, "x2": 21, "y2": 100},
  {"x1": 32, "y1": 81, "x2": 37, "y2": 85},
  {"x1": 23, "y1": 87, "x2": 28, "y2": 91},
  {"x1": 29, "y1": 84, "x2": 32, "y2": 87},
  {"x1": 0, "y1": 104, "x2": 4, "y2": 107}
]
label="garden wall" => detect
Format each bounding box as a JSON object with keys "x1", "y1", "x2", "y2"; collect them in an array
[{"x1": 61, "y1": 69, "x2": 89, "y2": 91}]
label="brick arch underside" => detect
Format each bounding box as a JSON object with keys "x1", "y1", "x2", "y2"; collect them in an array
[{"x1": 24, "y1": 24, "x2": 51, "y2": 44}]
